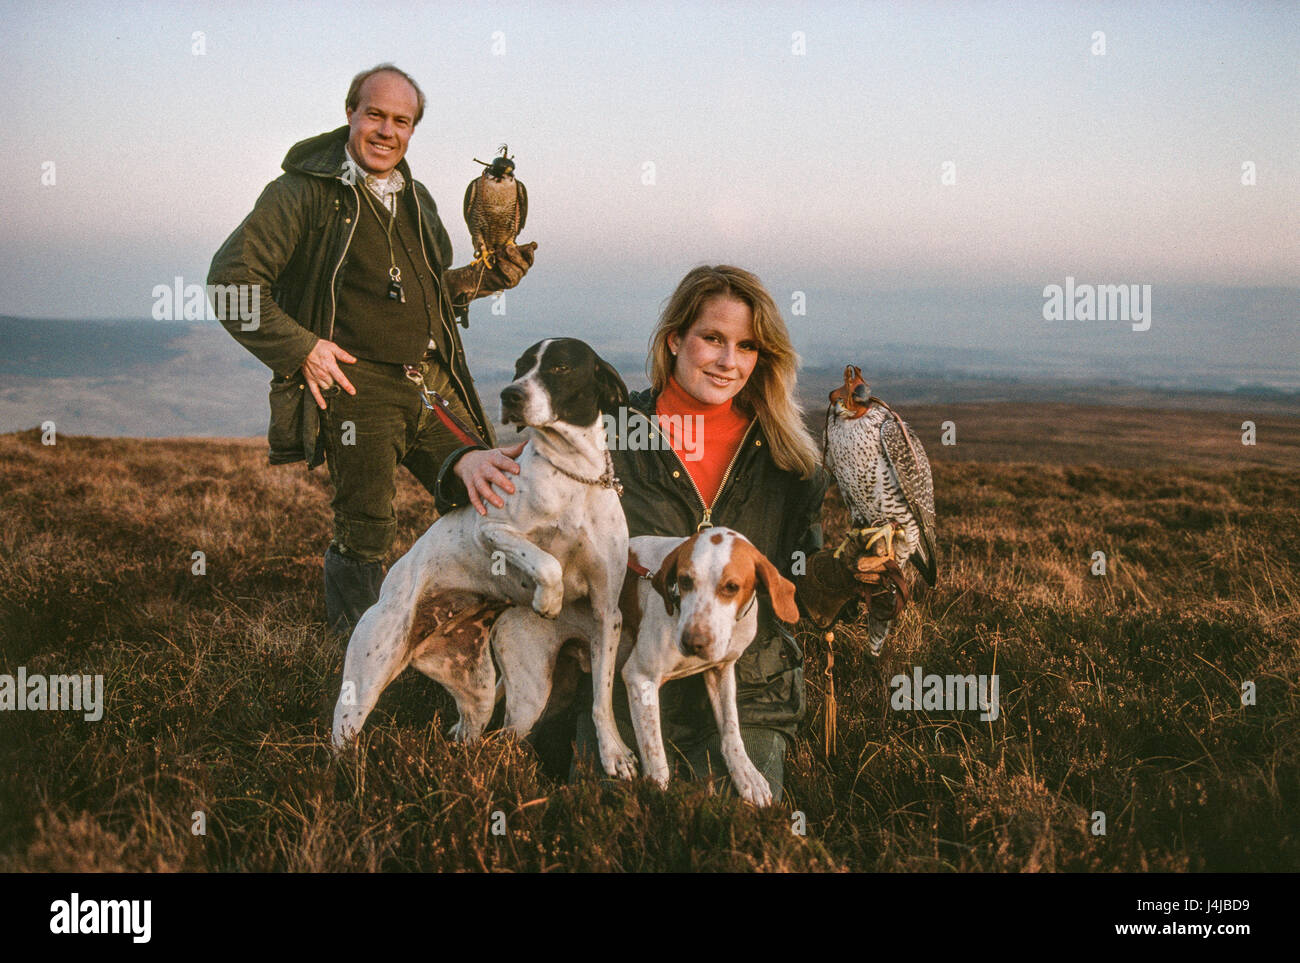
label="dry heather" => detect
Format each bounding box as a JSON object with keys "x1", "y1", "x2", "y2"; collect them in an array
[{"x1": 0, "y1": 405, "x2": 1296, "y2": 872}]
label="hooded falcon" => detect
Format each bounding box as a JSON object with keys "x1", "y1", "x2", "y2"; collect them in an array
[
  {"x1": 463, "y1": 145, "x2": 527, "y2": 269},
  {"x1": 823, "y1": 364, "x2": 937, "y2": 653}
]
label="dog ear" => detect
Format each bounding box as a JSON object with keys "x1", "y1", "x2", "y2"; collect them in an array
[
  {"x1": 752, "y1": 547, "x2": 800, "y2": 624},
  {"x1": 593, "y1": 355, "x2": 629, "y2": 415},
  {"x1": 651, "y1": 538, "x2": 692, "y2": 616}
]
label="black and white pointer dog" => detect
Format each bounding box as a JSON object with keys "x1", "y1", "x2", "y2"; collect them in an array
[{"x1": 330, "y1": 338, "x2": 638, "y2": 779}]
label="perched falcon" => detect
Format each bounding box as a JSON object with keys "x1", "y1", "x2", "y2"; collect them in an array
[
  {"x1": 823, "y1": 364, "x2": 937, "y2": 653},
  {"x1": 463, "y1": 145, "x2": 527, "y2": 269}
]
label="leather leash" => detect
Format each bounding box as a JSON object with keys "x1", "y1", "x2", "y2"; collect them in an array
[{"x1": 403, "y1": 364, "x2": 490, "y2": 449}]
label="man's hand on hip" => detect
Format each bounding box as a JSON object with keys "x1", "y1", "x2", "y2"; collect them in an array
[{"x1": 301, "y1": 339, "x2": 358, "y2": 409}]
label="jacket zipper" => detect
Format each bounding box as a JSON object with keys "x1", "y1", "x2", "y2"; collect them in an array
[
  {"x1": 411, "y1": 187, "x2": 486, "y2": 440},
  {"x1": 631, "y1": 408, "x2": 757, "y2": 531},
  {"x1": 326, "y1": 182, "x2": 360, "y2": 343}
]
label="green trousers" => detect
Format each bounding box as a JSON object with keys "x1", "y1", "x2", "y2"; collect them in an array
[{"x1": 319, "y1": 355, "x2": 475, "y2": 563}]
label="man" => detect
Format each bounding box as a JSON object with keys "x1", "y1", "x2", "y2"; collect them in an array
[{"x1": 209, "y1": 63, "x2": 536, "y2": 637}]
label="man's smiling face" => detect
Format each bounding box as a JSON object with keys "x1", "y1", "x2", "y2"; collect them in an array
[{"x1": 346, "y1": 70, "x2": 419, "y2": 177}]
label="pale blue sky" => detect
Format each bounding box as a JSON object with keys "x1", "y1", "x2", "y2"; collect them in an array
[{"x1": 1, "y1": 0, "x2": 1296, "y2": 371}]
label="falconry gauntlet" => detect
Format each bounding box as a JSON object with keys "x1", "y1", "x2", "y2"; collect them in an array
[
  {"x1": 799, "y1": 523, "x2": 909, "y2": 630},
  {"x1": 443, "y1": 241, "x2": 537, "y2": 309}
]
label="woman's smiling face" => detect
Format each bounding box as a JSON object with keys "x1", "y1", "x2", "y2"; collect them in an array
[{"x1": 667, "y1": 295, "x2": 760, "y2": 406}]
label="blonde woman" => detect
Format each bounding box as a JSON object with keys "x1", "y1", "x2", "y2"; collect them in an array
[{"x1": 441, "y1": 265, "x2": 869, "y2": 800}]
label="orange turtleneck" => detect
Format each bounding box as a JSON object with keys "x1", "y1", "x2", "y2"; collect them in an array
[{"x1": 655, "y1": 375, "x2": 752, "y2": 508}]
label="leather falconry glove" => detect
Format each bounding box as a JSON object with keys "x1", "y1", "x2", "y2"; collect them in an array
[
  {"x1": 444, "y1": 241, "x2": 538, "y2": 309},
  {"x1": 798, "y1": 523, "x2": 910, "y2": 630}
]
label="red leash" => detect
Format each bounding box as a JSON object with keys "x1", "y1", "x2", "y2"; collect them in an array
[
  {"x1": 403, "y1": 364, "x2": 490, "y2": 449},
  {"x1": 627, "y1": 552, "x2": 652, "y2": 579}
]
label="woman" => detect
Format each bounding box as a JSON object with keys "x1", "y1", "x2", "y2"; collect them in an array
[{"x1": 438, "y1": 265, "x2": 865, "y2": 800}]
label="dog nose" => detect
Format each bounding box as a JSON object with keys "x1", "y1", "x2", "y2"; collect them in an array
[
  {"x1": 501, "y1": 385, "x2": 524, "y2": 407},
  {"x1": 679, "y1": 631, "x2": 709, "y2": 657}
]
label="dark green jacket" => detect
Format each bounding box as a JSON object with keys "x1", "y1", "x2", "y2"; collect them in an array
[
  {"x1": 208, "y1": 125, "x2": 496, "y2": 468},
  {"x1": 436, "y1": 388, "x2": 829, "y2": 743}
]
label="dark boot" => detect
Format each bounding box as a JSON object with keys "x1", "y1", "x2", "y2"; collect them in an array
[{"x1": 324, "y1": 544, "x2": 384, "y2": 639}]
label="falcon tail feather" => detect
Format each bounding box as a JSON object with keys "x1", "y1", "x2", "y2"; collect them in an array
[
  {"x1": 867, "y1": 614, "x2": 892, "y2": 654},
  {"x1": 911, "y1": 542, "x2": 937, "y2": 587}
]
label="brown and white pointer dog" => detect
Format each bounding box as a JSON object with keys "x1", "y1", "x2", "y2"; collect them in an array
[
  {"x1": 330, "y1": 338, "x2": 638, "y2": 780},
  {"x1": 489, "y1": 528, "x2": 799, "y2": 805}
]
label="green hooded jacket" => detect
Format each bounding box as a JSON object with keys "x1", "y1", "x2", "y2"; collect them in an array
[{"x1": 208, "y1": 125, "x2": 497, "y2": 468}]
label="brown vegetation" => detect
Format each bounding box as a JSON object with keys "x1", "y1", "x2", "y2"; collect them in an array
[{"x1": 0, "y1": 404, "x2": 1296, "y2": 871}]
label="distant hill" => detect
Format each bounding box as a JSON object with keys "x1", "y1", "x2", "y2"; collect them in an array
[
  {"x1": 1, "y1": 316, "x2": 1298, "y2": 439},
  {"x1": 0, "y1": 316, "x2": 250, "y2": 377},
  {"x1": 0, "y1": 317, "x2": 266, "y2": 438}
]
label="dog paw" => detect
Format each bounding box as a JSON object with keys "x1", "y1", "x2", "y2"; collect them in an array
[
  {"x1": 602, "y1": 741, "x2": 640, "y2": 781},
  {"x1": 330, "y1": 722, "x2": 358, "y2": 754},
  {"x1": 532, "y1": 582, "x2": 564, "y2": 620},
  {"x1": 447, "y1": 719, "x2": 483, "y2": 743},
  {"x1": 733, "y1": 766, "x2": 773, "y2": 807}
]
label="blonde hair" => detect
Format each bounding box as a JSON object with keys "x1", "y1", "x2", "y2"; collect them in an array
[{"x1": 648, "y1": 265, "x2": 819, "y2": 479}]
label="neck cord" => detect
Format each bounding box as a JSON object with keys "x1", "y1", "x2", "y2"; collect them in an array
[{"x1": 357, "y1": 183, "x2": 405, "y2": 299}]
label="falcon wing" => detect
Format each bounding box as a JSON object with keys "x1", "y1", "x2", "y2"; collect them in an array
[
  {"x1": 822, "y1": 405, "x2": 837, "y2": 478},
  {"x1": 515, "y1": 179, "x2": 528, "y2": 235},
  {"x1": 880, "y1": 413, "x2": 938, "y2": 585}
]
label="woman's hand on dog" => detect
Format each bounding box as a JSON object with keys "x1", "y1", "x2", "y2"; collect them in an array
[{"x1": 454, "y1": 442, "x2": 527, "y2": 514}]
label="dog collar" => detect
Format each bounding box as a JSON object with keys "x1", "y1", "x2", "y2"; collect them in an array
[{"x1": 548, "y1": 450, "x2": 624, "y2": 497}]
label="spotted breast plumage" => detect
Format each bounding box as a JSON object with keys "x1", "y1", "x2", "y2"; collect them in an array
[
  {"x1": 463, "y1": 144, "x2": 527, "y2": 269},
  {"x1": 823, "y1": 364, "x2": 937, "y2": 652}
]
